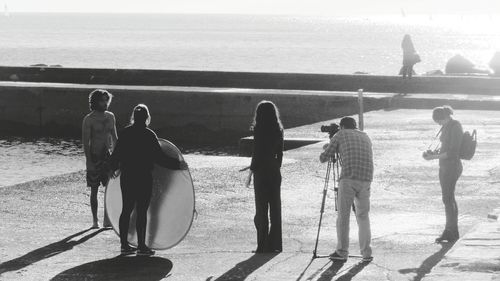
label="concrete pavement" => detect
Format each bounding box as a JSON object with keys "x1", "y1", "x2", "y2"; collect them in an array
[
  {"x1": 422, "y1": 211, "x2": 500, "y2": 281},
  {"x1": 1, "y1": 109, "x2": 499, "y2": 280}
]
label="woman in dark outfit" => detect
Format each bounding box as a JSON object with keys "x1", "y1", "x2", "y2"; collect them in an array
[
  {"x1": 400, "y1": 34, "x2": 420, "y2": 79},
  {"x1": 109, "y1": 104, "x2": 188, "y2": 255},
  {"x1": 423, "y1": 106, "x2": 463, "y2": 242},
  {"x1": 249, "y1": 101, "x2": 284, "y2": 253}
]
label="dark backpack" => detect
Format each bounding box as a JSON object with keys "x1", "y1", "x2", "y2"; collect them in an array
[{"x1": 460, "y1": 130, "x2": 477, "y2": 160}]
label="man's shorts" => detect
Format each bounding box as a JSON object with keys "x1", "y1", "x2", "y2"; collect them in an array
[{"x1": 86, "y1": 153, "x2": 110, "y2": 188}]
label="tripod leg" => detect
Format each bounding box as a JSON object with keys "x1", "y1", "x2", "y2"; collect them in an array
[
  {"x1": 313, "y1": 160, "x2": 331, "y2": 258},
  {"x1": 313, "y1": 187, "x2": 328, "y2": 258}
]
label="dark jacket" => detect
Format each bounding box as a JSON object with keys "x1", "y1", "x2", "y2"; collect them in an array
[
  {"x1": 109, "y1": 124, "x2": 181, "y2": 173},
  {"x1": 439, "y1": 119, "x2": 463, "y2": 166},
  {"x1": 250, "y1": 128, "x2": 284, "y2": 172}
]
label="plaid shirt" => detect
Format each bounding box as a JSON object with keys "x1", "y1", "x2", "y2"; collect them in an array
[{"x1": 320, "y1": 129, "x2": 374, "y2": 182}]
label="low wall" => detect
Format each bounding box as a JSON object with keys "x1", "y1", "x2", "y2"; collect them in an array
[
  {"x1": 0, "y1": 83, "x2": 389, "y2": 145},
  {"x1": 1, "y1": 66, "x2": 500, "y2": 95}
]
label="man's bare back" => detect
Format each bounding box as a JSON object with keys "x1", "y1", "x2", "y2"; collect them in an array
[{"x1": 82, "y1": 111, "x2": 118, "y2": 171}]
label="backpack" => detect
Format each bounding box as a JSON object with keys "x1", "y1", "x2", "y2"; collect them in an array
[{"x1": 460, "y1": 130, "x2": 477, "y2": 160}]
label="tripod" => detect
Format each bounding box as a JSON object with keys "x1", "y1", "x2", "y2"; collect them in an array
[{"x1": 312, "y1": 155, "x2": 358, "y2": 259}]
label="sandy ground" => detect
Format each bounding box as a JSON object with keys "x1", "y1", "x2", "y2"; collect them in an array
[{"x1": 1, "y1": 109, "x2": 499, "y2": 281}]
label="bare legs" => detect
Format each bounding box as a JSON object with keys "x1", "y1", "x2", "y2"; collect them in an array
[
  {"x1": 90, "y1": 185, "x2": 111, "y2": 229},
  {"x1": 90, "y1": 186, "x2": 99, "y2": 228}
]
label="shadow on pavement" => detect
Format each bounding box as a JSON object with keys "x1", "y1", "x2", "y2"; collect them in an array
[
  {"x1": 208, "y1": 253, "x2": 278, "y2": 281},
  {"x1": 315, "y1": 260, "x2": 347, "y2": 281},
  {"x1": 50, "y1": 256, "x2": 173, "y2": 281},
  {"x1": 0, "y1": 228, "x2": 106, "y2": 275},
  {"x1": 299, "y1": 259, "x2": 370, "y2": 281},
  {"x1": 398, "y1": 241, "x2": 455, "y2": 281},
  {"x1": 295, "y1": 258, "x2": 331, "y2": 281},
  {"x1": 334, "y1": 261, "x2": 371, "y2": 281}
]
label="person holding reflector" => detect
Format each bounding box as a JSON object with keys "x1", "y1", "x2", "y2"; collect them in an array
[{"x1": 108, "y1": 104, "x2": 188, "y2": 256}]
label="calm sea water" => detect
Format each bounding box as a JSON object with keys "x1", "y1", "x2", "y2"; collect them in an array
[
  {"x1": 0, "y1": 137, "x2": 239, "y2": 187},
  {"x1": 1, "y1": 13, "x2": 500, "y2": 186},
  {"x1": 0, "y1": 13, "x2": 499, "y2": 75}
]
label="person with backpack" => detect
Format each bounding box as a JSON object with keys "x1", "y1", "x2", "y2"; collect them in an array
[{"x1": 423, "y1": 106, "x2": 464, "y2": 243}]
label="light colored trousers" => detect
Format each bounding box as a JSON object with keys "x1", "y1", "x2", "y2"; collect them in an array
[{"x1": 336, "y1": 178, "x2": 372, "y2": 258}]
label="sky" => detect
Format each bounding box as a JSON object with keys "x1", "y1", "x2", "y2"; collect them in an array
[{"x1": 3, "y1": 0, "x2": 500, "y2": 15}]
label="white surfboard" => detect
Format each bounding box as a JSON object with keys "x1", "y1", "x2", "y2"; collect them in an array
[{"x1": 105, "y1": 139, "x2": 195, "y2": 250}]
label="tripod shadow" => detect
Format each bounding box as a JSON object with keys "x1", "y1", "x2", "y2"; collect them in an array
[
  {"x1": 0, "y1": 228, "x2": 107, "y2": 275},
  {"x1": 208, "y1": 253, "x2": 278, "y2": 281},
  {"x1": 315, "y1": 260, "x2": 348, "y2": 281},
  {"x1": 295, "y1": 258, "x2": 331, "y2": 281},
  {"x1": 50, "y1": 255, "x2": 173, "y2": 281},
  {"x1": 398, "y1": 241, "x2": 455, "y2": 281},
  {"x1": 334, "y1": 261, "x2": 371, "y2": 281}
]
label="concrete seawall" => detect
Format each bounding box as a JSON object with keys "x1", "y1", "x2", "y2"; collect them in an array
[
  {"x1": 0, "y1": 82, "x2": 389, "y2": 145},
  {"x1": 2, "y1": 66, "x2": 500, "y2": 95}
]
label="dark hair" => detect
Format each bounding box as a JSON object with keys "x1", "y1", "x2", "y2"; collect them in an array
[
  {"x1": 340, "y1": 117, "x2": 357, "y2": 129},
  {"x1": 130, "y1": 104, "x2": 151, "y2": 126},
  {"x1": 432, "y1": 106, "x2": 453, "y2": 121},
  {"x1": 251, "y1": 101, "x2": 283, "y2": 134},
  {"x1": 88, "y1": 89, "x2": 112, "y2": 111},
  {"x1": 402, "y1": 34, "x2": 415, "y2": 52}
]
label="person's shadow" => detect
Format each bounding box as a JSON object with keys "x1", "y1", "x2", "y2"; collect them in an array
[
  {"x1": 207, "y1": 253, "x2": 279, "y2": 281},
  {"x1": 0, "y1": 228, "x2": 107, "y2": 275},
  {"x1": 50, "y1": 256, "x2": 173, "y2": 281},
  {"x1": 398, "y1": 241, "x2": 455, "y2": 281},
  {"x1": 332, "y1": 261, "x2": 371, "y2": 281}
]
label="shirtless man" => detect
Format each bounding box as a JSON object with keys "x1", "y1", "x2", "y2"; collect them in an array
[{"x1": 82, "y1": 89, "x2": 118, "y2": 229}]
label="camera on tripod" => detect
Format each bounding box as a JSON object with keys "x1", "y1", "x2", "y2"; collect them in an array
[{"x1": 321, "y1": 123, "x2": 340, "y2": 138}]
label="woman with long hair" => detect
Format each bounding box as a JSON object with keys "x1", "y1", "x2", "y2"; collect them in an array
[
  {"x1": 109, "y1": 104, "x2": 188, "y2": 255},
  {"x1": 423, "y1": 106, "x2": 463, "y2": 242},
  {"x1": 249, "y1": 101, "x2": 284, "y2": 253},
  {"x1": 400, "y1": 34, "x2": 420, "y2": 79}
]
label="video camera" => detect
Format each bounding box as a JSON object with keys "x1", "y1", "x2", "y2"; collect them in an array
[{"x1": 320, "y1": 123, "x2": 340, "y2": 138}]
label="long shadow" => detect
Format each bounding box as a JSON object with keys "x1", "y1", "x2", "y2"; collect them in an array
[
  {"x1": 50, "y1": 255, "x2": 173, "y2": 281},
  {"x1": 209, "y1": 253, "x2": 278, "y2": 281},
  {"x1": 295, "y1": 258, "x2": 331, "y2": 281},
  {"x1": 0, "y1": 228, "x2": 107, "y2": 275},
  {"x1": 335, "y1": 261, "x2": 371, "y2": 281},
  {"x1": 316, "y1": 261, "x2": 348, "y2": 281},
  {"x1": 398, "y1": 241, "x2": 455, "y2": 281}
]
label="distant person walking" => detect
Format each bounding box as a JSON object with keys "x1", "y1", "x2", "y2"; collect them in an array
[
  {"x1": 249, "y1": 101, "x2": 284, "y2": 253},
  {"x1": 82, "y1": 89, "x2": 117, "y2": 229},
  {"x1": 108, "y1": 104, "x2": 188, "y2": 255},
  {"x1": 400, "y1": 34, "x2": 420, "y2": 79},
  {"x1": 319, "y1": 117, "x2": 373, "y2": 263},
  {"x1": 423, "y1": 106, "x2": 463, "y2": 243}
]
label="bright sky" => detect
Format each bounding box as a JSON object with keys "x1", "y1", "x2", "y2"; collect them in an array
[{"x1": 4, "y1": 0, "x2": 500, "y2": 15}]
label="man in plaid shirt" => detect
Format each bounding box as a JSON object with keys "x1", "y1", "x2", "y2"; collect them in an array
[{"x1": 319, "y1": 117, "x2": 374, "y2": 262}]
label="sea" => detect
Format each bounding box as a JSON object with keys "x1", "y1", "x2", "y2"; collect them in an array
[
  {"x1": 1, "y1": 13, "x2": 499, "y2": 186},
  {"x1": 0, "y1": 13, "x2": 499, "y2": 75}
]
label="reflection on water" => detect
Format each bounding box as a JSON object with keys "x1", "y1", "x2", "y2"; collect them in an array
[
  {"x1": 0, "y1": 137, "x2": 85, "y2": 187},
  {"x1": 0, "y1": 137, "x2": 239, "y2": 187}
]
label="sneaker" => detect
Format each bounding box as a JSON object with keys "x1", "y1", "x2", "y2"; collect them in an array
[
  {"x1": 137, "y1": 247, "x2": 155, "y2": 256},
  {"x1": 362, "y1": 256, "x2": 373, "y2": 263},
  {"x1": 329, "y1": 251, "x2": 347, "y2": 262},
  {"x1": 102, "y1": 224, "x2": 113, "y2": 230},
  {"x1": 435, "y1": 231, "x2": 459, "y2": 243},
  {"x1": 121, "y1": 245, "x2": 137, "y2": 255}
]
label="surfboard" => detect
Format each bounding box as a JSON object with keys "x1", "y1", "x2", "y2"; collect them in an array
[{"x1": 105, "y1": 139, "x2": 195, "y2": 250}]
